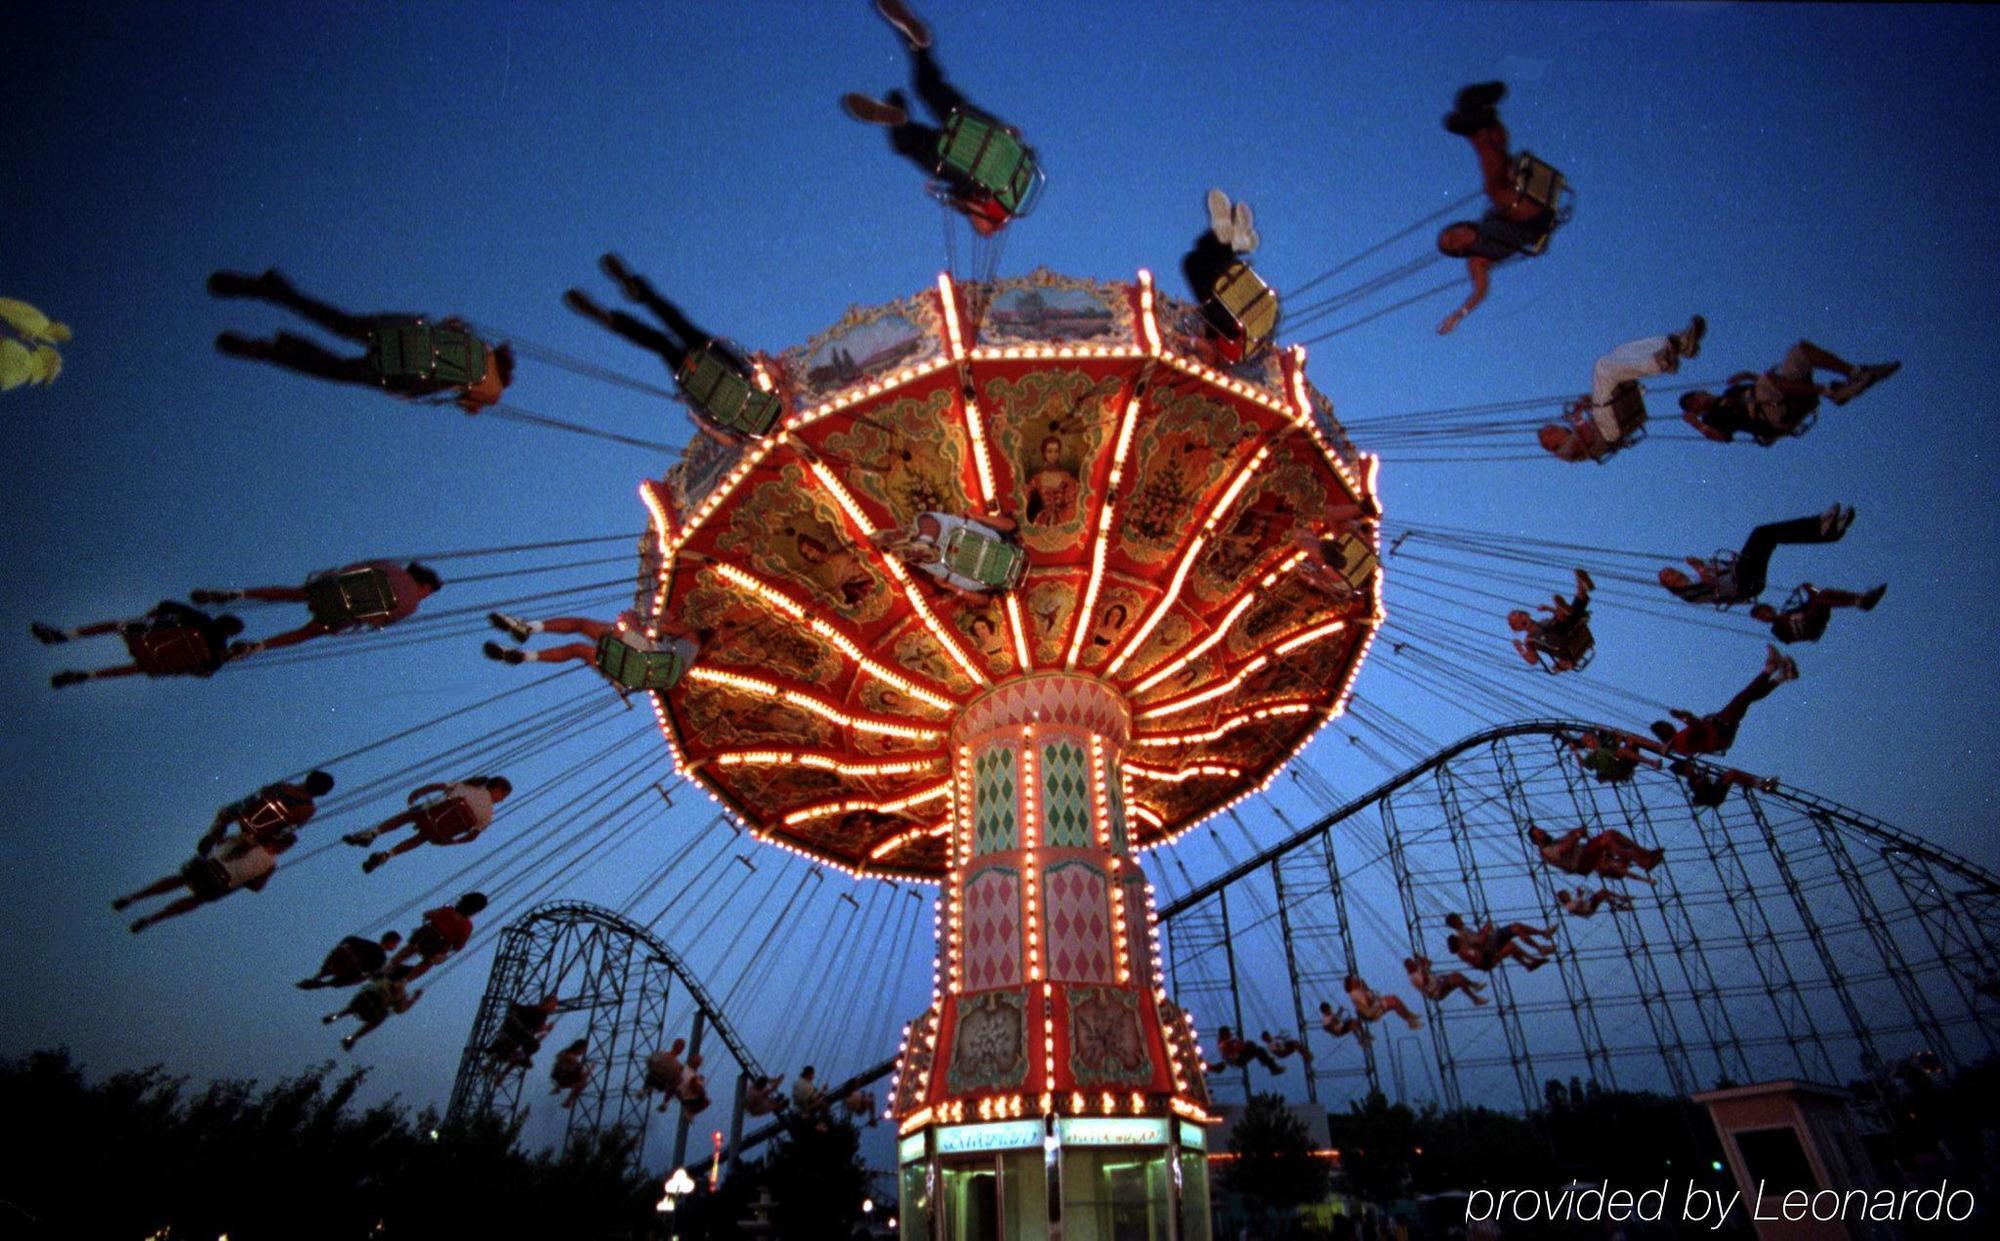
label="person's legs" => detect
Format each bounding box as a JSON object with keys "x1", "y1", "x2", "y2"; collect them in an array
[
  {"x1": 69, "y1": 618, "x2": 132, "y2": 638},
  {"x1": 131, "y1": 892, "x2": 211, "y2": 931},
  {"x1": 540, "y1": 617, "x2": 617, "y2": 640},
  {"x1": 1463, "y1": 123, "x2": 1543, "y2": 222},
  {"x1": 1592, "y1": 336, "x2": 1672, "y2": 410},
  {"x1": 530, "y1": 642, "x2": 599, "y2": 665},
  {"x1": 239, "y1": 585, "x2": 310, "y2": 602},
  {"x1": 1712, "y1": 671, "x2": 1781, "y2": 731},
  {"x1": 566, "y1": 290, "x2": 687, "y2": 370},
  {"x1": 1785, "y1": 340, "x2": 1856, "y2": 380},
  {"x1": 908, "y1": 45, "x2": 971, "y2": 122},
  {"x1": 1735, "y1": 511, "x2": 1849, "y2": 596},
  {"x1": 114, "y1": 873, "x2": 189, "y2": 908},
  {"x1": 346, "y1": 808, "x2": 419, "y2": 847},
  {"x1": 255, "y1": 274, "x2": 378, "y2": 342},
  {"x1": 266, "y1": 332, "x2": 376, "y2": 386}
]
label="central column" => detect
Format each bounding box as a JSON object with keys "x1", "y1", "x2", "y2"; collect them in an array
[{"x1": 889, "y1": 673, "x2": 1213, "y2": 1241}]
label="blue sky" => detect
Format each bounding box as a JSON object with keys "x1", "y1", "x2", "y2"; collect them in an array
[{"x1": 4, "y1": 0, "x2": 1997, "y2": 1167}]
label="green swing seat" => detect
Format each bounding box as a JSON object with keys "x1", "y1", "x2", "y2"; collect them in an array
[
  {"x1": 595, "y1": 630, "x2": 690, "y2": 691},
  {"x1": 934, "y1": 111, "x2": 1044, "y2": 220},
  {"x1": 305, "y1": 566, "x2": 399, "y2": 627},
  {"x1": 940, "y1": 524, "x2": 1026, "y2": 592},
  {"x1": 368, "y1": 317, "x2": 487, "y2": 394},
  {"x1": 1508, "y1": 152, "x2": 1573, "y2": 258},
  {"x1": 675, "y1": 342, "x2": 784, "y2": 439}
]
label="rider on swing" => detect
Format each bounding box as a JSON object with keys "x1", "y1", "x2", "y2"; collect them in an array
[
  {"x1": 1507, "y1": 568, "x2": 1595, "y2": 671},
  {"x1": 841, "y1": 1, "x2": 1037, "y2": 236}
]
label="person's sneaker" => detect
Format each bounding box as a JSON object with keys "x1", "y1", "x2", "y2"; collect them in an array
[
  {"x1": 483, "y1": 640, "x2": 526, "y2": 665},
  {"x1": 213, "y1": 332, "x2": 268, "y2": 360},
  {"x1": 50, "y1": 670, "x2": 87, "y2": 689},
  {"x1": 323, "y1": 1013, "x2": 338, "y2": 1025},
  {"x1": 206, "y1": 270, "x2": 269, "y2": 298},
  {"x1": 362, "y1": 852, "x2": 388, "y2": 874},
  {"x1": 561, "y1": 288, "x2": 607, "y2": 323},
  {"x1": 1574, "y1": 568, "x2": 1596, "y2": 593},
  {"x1": 1650, "y1": 720, "x2": 1677, "y2": 744},
  {"x1": 342, "y1": 831, "x2": 374, "y2": 847},
  {"x1": 29, "y1": 621, "x2": 65, "y2": 645},
  {"x1": 129, "y1": 919, "x2": 150, "y2": 935},
  {"x1": 1205, "y1": 188, "x2": 1233, "y2": 244},
  {"x1": 598, "y1": 253, "x2": 645, "y2": 301},
  {"x1": 1443, "y1": 109, "x2": 1493, "y2": 136},
  {"x1": 111, "y1": 895, "x2": 131, "y2": 911},
  {"x1": 1672, "y1": 314, "x2": 1706, "y2": 361},
  {"x1": 1827, "y1": 359, "x2": 1900, "y2": 405},
  {"x1": 488, "y1": 612, "x2": 534, "y2": 642},
  {"x1": 1859, "y1": 583, "x2": 1887, "y2": 611},
  {"x1": 1455, "y1": 81, "x2": 1508, "y2": 113},
  {"x1": 1758, "y1": 776, "x2": 1781, "y2": 793},
  {"x1": 341, "y1": 1035, "x2": 358, "y2": 1052},
  {"x1": 874, "y1": 0, "x2": 932, "y2": 50},
  {"x1": 1819, "y1": 503, "x2": 1853, "y2": 538},
  {"x1": 841, "y1": 92, "x2": 908, "y2": 126},
  {"x1": 1232, "y1": 199, "x2": 1257, "y2": 254},
  {"x1": 191, "y1": 588, "x2": 240, "y2": 604}
]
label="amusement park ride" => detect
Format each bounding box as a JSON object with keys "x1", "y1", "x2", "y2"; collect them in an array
[{"x1": 616, "y1": 269, "x2": 1382, "y2": 1239}]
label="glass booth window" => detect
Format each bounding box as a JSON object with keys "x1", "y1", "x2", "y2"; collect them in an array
[
  {"x1": 900, "y1": 1159, "x2": 933, "y2": 1241},
  {"x1": 1061, "y1": 1147, "x2": 1172, "y2": 1241}
]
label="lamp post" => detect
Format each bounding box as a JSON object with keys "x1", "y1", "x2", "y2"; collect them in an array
[{"x1": 656, "y1": 1166, "x2": 697, "y2": 1241}]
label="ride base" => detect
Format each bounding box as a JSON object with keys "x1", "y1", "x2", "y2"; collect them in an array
[{"x1": 888, "y1": 674, "x2": 1214, "y2": 1240}]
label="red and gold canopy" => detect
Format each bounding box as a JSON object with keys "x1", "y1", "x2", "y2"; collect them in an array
[{"x1": 636, "y1": 269, "x2": 1380, "y2": 881}]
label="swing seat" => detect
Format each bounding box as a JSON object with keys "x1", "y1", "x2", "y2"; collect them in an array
[
  {"x1": 1203, "y1": 261, "x2": 1280, "y2": 362},
  {"x1": 126, "y1": 624, "x2": 217, "y2": 675},
  {"x1": 676, "y1": 341, "x2": 784, "y2": 439},
  {"x1": 305, "y1": 566, "x2": 399, "y2": 627},
  {"x1": 1564, "y1": 381, "x2": 1648, "y2": 463},
  {"x1": 933, "y1": 111, "x2": 1045, "y2": 221},
  {"x1": 415, "y1": 794, "x2": 482, "y2": 841},
  {"x1": 1509, "y1": 151, "x2": 1573, "y2": 257},
  {"x1": 939, "y1": 525, "x2": 1026, "y2": 592},
  {"x1": 1529, "y1": 617, "x2": 1595, "y2": 674},
  {"x1": 368, "y1": 317, "x2": 487, "y2": 394},
  {"x1": 595, "y1": 630, "x2": 690, "y2": 691},
  {"x1": 238, "y1": 793, "x2": 303, "y2": 839}
]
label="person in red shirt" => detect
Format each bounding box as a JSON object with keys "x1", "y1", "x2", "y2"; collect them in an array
[
  {"x1": 192, "y1": 559, "x2": 442, "y2": 656},
  {"x1": 550, "y1": 1039, "x2": 594, "y2": 1110},
  {"x1": 391, "y1": 892, "x2": 489, "y2": 981},
  {"x1": 1648, "y1": 645, "x2": 1798, "y2": 758},
  {"x1": 1210, "y1": 1025, "x2": 1285, "y2": 1075},
  {"x1": 35, "y1": 600, "x2": 245, "y2": 689},
  {"x1": 198, "y1": 769, "x2": 335, "y2": 852},
  {"x1": 344, "y1": 777, "x2": 511, "y2": 874},
  {"x1": 208, "y1": 269, "x2": 513, "y2": 412},
  {"x1": 298, "y1": 929, "x2": 403, "y2": 990}
]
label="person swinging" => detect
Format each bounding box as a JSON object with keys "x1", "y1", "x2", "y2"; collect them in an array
[
  {"x1": 840, "y1": 1, "x2": 1041, "y2": 236},
  {"x1": 208, "y1": 269, "x2": 513, "y2": 412}
]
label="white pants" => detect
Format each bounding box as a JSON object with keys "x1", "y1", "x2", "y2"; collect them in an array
[{"x1": 1589, "y1": 336, "x2": 1669, "y2": 441}]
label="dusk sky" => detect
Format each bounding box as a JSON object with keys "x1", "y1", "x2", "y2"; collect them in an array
[{"x1": 5, "y1": 0, "x2": 1996, "y2": 1172}]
